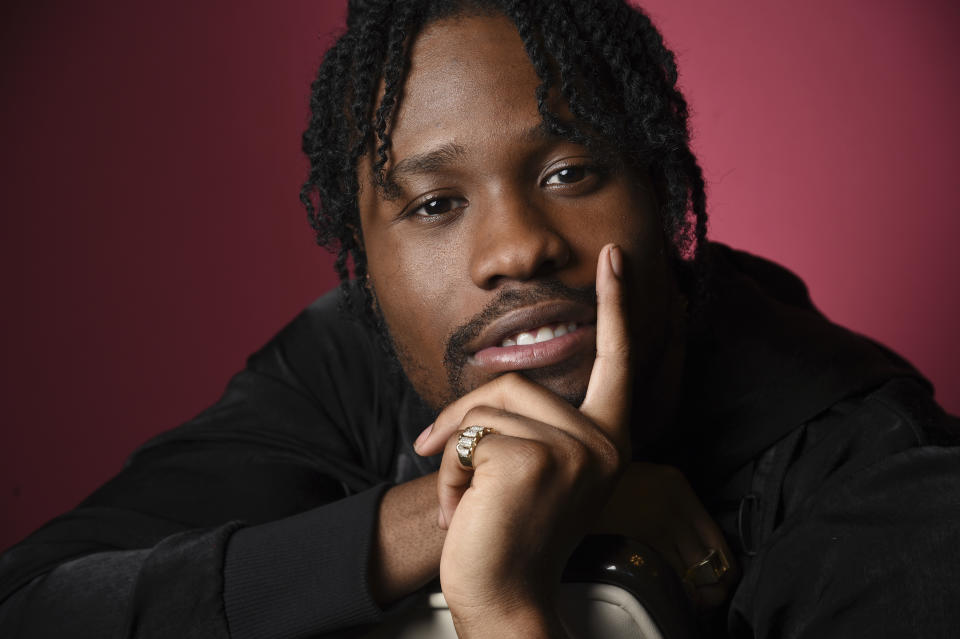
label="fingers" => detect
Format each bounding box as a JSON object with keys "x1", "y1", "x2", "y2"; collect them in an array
[
  {"x1": 686, "y1": 510, "x2": 740, "y2": 610},
  {"x1": 692, "y1": 518, "x2": 738, "y2": 582},
  {"x1": 591, "y1": 462, "x2": 740, "y2": 612},
  {"x1": 435, "y1": 430, "x2": 504, "y2": 529},
  {"x1": 415, "y1": 372, "x2": 584, "y2": 457},
  {"x1": 672, "y1": 485, "x2": 739, "y2": 611},
  {"x1": 580, "y1": 244, "x2": 632, "y2": 446},
  {"x1": 436, "y1": 431, "x2": 471, "y2": 529},
  {"x1": 434, "y1": 407, "x2": 581, "y2": 529}
]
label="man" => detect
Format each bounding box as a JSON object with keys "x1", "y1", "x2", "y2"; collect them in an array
[{"x1": 1, "y1": 1, "x2": 957, "y2": 637}]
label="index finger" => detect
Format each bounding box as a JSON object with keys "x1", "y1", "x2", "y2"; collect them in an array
[{"x1": 579, "y1": 244, "x2": 631, "y2": 446}]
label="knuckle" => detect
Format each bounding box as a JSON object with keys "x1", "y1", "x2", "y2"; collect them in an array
[
  {"x1": 555, "y1": 434, "x2": 606, "y2": 479},
  {"x1": 561, "y1": 440, "x2": 591, "y2": 471},
  {"x1": 506, "y1": 439, "x2": 555, "y2": 476},
  {"x1": 460, "y1": 404, "x2": 499, "y2": 427},
  {"x1": 593, "y1": 437, "x2": 624, "y2": 475}
]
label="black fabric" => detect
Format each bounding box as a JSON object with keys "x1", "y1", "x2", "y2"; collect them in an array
[
  {"x1": 669, "y1": 244, "x2": 928, "y2": 479},
  {"x1": 0, "y1": 551, "x2": 147, "y2": 637},
  {"x1": 0, "y1": 243, "x2": 957, "y2": 638},
  {"x1": 126, "y1": 524, "x2": 242, "y2": 639},
  {"x1": 0, "y1": 291, "x2": 435, "y2": 638},
  {"x1": 224, "y1": 484, "x2": 389, "y2": 638},
  {"x1": 728, "y1": 378, "x2": 960, "y2": 638}
]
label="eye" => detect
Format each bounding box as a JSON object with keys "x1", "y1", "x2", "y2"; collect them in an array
[
  {"x1": 543, "y1": 165, "x2": 589, "y2": 186},
  {"x1": 409, "y1": 195, "x2": 468, "y2": 218}
]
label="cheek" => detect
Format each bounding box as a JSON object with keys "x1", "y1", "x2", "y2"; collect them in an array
[
  {"x1": 581, "y1": 182, "x2": 675, "y2": 345},
  {"x1": 367, "y1": 230, "x2": 467, "y2": 375},
  {"x1": 564, "y1": 183, "x2": 663, "y2": 273}
]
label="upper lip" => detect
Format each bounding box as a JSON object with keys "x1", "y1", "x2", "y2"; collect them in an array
[{"x1": 465, "y1": 300, "x2": 597, "y2": 355}]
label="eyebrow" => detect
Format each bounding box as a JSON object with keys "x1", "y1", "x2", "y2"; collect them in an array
[
  {"x1": 387, "y1": 142, "x2": 468, "y2": 186},
  {"x1": 378, "y1": 122, "x2": 557, "y2": 200}
]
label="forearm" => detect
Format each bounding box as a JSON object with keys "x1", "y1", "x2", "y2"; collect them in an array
[
  {"x1": 452, "y1": 602, "x2": 569, "y2": 639},
  {"x1": 3, "y1": 484, "x2": 395, "y2": 639},
  {"x1": 369, "y1": 472, "x2": 446, "y2": 605}
]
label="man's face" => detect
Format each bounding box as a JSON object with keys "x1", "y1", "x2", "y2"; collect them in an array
[{"x1": 358, "y1": 13, "x2": 679, "y2": 411}]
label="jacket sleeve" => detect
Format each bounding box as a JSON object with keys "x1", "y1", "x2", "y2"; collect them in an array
[
  {"x1": 0, "y1": 291, "x2": 434, "y2": 638},
  {"x1": 0, "y1": 456, "x2": 389, "y2": 639},
  {"x1": 729, "y1": 378, "x2": 960, "y2": 639}
]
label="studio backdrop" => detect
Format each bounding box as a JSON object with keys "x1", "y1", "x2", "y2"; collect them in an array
[{"x1": 1, "y1": 0, "x2": 957, "y2": 551}]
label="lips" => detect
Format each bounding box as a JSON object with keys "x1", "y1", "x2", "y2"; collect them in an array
[{"x1": 466, "y1": 300, "x2": 596, "y2": 374}]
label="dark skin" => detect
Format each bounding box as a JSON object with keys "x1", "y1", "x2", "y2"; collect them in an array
[{"x1": 360, "y1": 13, "x2": 736, "y2": 637}]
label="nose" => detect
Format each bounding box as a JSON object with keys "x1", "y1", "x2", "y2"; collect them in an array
[{"x1": 468, "y1": 191, "x2": 571, "y2": 289}]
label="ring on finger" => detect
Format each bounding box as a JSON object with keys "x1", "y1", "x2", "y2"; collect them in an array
[
  {"x1": 683, "y1": 548, "x2": 730, "y2": 587},
  {"x1": 456, "y1": 425, "x2": 494, "y2": 469}
]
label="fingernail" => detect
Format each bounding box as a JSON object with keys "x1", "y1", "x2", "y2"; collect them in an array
[
  {"x1": 609, "y1": 244, "x2": 623, "y2": 278},
  {"x1": 414, "y1": 422, "x2": 433, "y2": 453}
]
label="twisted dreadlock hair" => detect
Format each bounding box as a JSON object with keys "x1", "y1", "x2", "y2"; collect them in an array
[{"x1": 300, "y1": 0, "x2": 708, "y2": 324}]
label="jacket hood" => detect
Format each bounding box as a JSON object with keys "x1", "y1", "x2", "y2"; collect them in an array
[{"x1": 667, "y1": 243, "x2": 926, "y2": 479}]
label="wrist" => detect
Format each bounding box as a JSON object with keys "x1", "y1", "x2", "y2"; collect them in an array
[
  {"x1": 370, "y1": 474, "x2": 445, "y2": 605},
  {"x1": 450, "y1": 600, "x2": 567, "y2": 639}
]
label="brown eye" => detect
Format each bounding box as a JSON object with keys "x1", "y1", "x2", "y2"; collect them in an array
[
  {"x1": 544, "y1": 166, "x2": 588, "y2": 185},
  {"x1": 412, "y1": 196, "x2": 467, "y2": 217}
]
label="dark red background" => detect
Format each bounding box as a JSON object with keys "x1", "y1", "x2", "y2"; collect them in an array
[{"x1": 2, "y1": 1, "x2": 958, "y2": 551}]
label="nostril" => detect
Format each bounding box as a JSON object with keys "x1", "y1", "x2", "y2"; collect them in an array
[{"x1": 469, "y1": 215, "x2": 572, "y2": 289}]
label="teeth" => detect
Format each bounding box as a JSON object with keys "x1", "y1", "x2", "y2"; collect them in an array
[
  {"x1": 535, "y1": 326, "x2": 555, "y2": 343},
  {"x1": 499, "y1": 322, "x2": 578, "y2": 348}
]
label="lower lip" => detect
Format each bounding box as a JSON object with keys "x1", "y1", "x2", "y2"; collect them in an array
[{"x1": 468, "y1": 324, "x2": 597, "y2": 374}]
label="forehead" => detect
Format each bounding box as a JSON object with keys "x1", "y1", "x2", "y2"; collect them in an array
[{"x1": 385, "y1": 13, "x2": 543, "y2": 161}]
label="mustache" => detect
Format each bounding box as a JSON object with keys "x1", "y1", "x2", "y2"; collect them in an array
[{"x1": 443, "y1": 280, "x2": 597, "y2": 396}]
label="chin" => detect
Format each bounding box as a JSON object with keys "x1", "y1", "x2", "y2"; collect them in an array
[
  {"x1": 518, "y1": 358, "x2": 591, "y2": 407},
  {"x1": 413, "y1": 349, "x2": 594, "y2": 412}
]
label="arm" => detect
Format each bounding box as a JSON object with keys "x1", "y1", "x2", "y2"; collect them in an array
[
  {"x1": 370, "y1": 473, "x2": 446, "y2": 605},
  {"x1": 0, "y1": 291, "x2": 442, "y2": 637},
  {"x1": 0, "y1": 480, "x2": 393, "y2": 639},
  {"x1": 0, "y1": 462, "x2": 444, "y2": 639}
]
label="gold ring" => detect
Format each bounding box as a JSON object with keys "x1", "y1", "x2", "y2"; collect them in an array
[
  {"x1": 683, "y1": 548, "x2": 730, "y2": 587},
  {"x1": 456, "y1": 425, "x2": 493, "y2": 469}
]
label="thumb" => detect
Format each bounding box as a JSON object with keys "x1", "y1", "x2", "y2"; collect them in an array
[{"x1": 579, "y1": 244, "x2": 632, "y2": 445}]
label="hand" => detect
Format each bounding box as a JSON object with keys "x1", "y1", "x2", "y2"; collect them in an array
[
  {"x1": 594, "y1": 462, "x2": 740, "y2": 612},
  {"x1": 414, "y1": 244, "x2": 631, "y2": 637}
]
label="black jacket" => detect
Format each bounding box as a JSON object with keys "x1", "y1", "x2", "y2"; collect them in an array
[{"x1": 1, "y1": 244, "x2": 957, "y2": 638}]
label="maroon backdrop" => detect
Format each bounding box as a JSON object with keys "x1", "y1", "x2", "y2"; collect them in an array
[{"x1": 1, "y1": 1, "x2": 957, "y2": 552}]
